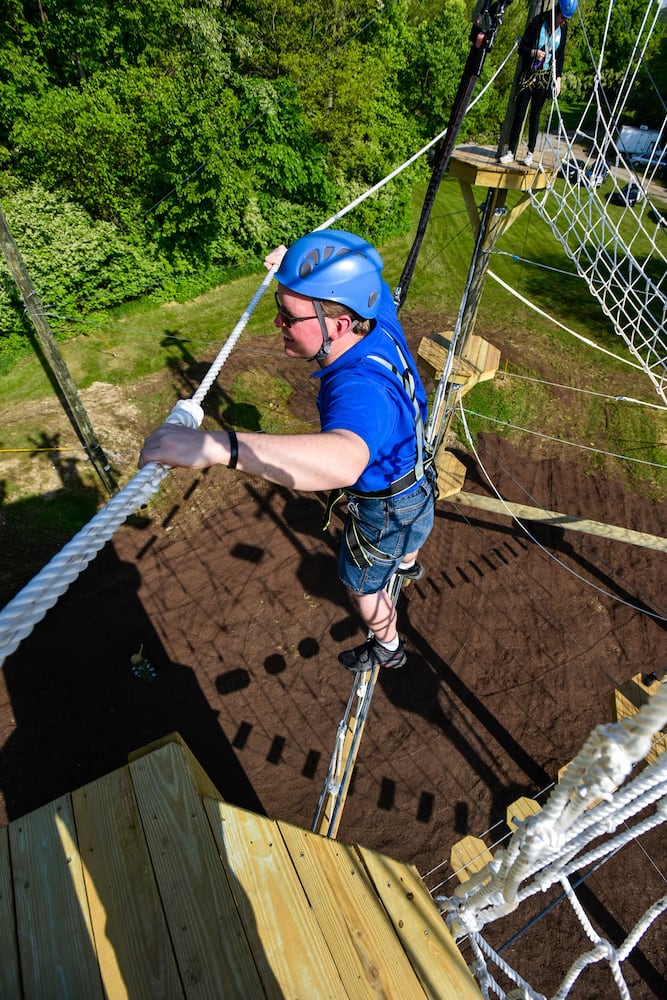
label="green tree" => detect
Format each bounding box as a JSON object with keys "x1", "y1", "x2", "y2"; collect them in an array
[
  {"x1": 0, "y1": 182, "x2": 165, "y2": 349},
  {"x1": 0, "y1": 1, "x2": 48, "y2": 146}
]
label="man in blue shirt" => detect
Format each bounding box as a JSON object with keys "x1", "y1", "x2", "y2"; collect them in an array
[{"x1": 140, "y1": 230, "x2": 436, "y2": 673}]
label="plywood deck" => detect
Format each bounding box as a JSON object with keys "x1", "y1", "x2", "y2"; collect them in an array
[
  {"x1": 449, "y1": 144, "x2": 557, "y2": 191},
  {"x1": 0, "y1": 735, "x2": 482, "y2": 999}
]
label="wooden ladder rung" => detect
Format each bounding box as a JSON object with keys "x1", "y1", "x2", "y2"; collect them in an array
[
  {"x1": 418, "y1": 334, "x2": 500, "y2": 388},
  {"x1": 506, "y1": 796, "x2": 541, "y2": 832},
  {"x1": 450, "y1": 836, "x2": 493, "y2": 884}
]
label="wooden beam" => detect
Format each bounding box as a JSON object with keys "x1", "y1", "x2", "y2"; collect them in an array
[
  {"x1": 434, "y1": 450, "x2": 467, "y2": 499},
  {"x1": 358, "y1": 847, "x2": 483, "y2": 999},
  {"x1": 312, "y1": 669, "x2": 378, "y2": 838},
  {"x1": 418, "y1": 334, "x2": 500, "y2": 388},
  {"x1": 129, "y1": 742, "x2": 266, "y2": 998},
  {"x1": 446, "y1": 491, "x2": 667, "y2": 552},
  {"x1": 72, "y1": 767, "x2": 183, "y2": 999}
]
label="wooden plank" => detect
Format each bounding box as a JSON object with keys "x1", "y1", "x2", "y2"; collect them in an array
[
  {"x1": 506, "y1": 797, "x2": 541, "y2": 832},
  {"x1": 9, "y1": 794, "x2": 104, "y2": 999},
  {"x1": 449, "y1": 836, "x2": 493, "y2": 884},
  {"x1": 127, "y1": 731, "x2": 223, "y2": 800},
  {"x1": 0, "y1": 825, "x2": 22, "y2": 999},
  {"x1": 128, "y1": 742, "x2": 265, "y2": 1000},
  {"x1": 279, "y1": 822, "x2": 429, "y2": 999},
  {"x1": 418, "y1": 334, "x2": 452, "y2": 380},
  {"x1": 447, "y1": 491, "x2": 667, "y2": 552},
  {"x1": 449, "y1": 145, "x2": 553, "y2": 192},
  {"x1": 71, "y1": 765, "x2": 184, "y2": 1000},
  {"x1": 205, "y1": 800, "x2": 344, "y2": 998},
  {"x1": 358, "y1": 847, "x2": 483, "y2": 1000}
]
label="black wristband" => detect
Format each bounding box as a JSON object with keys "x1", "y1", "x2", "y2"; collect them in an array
[{"x1": 227, "y1": 430, "x2": 238, "y2": 470}]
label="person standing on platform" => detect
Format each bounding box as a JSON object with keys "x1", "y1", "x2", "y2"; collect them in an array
[{"x1": 498, "y1": 1, "x2": 577, "y2": 167}]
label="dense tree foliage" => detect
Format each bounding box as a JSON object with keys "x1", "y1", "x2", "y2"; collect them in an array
[{"x1": 0, "y1": 0, "x2": 664, "y2": 353}]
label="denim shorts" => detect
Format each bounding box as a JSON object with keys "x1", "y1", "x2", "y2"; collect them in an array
[{"x1": 338, "y1": 471, "x2": 436, "y2": 595}]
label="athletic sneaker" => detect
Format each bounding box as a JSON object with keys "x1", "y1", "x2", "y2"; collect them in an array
[
  {"x1": 522, "y1": 151, "x2": 533, "y2": 167},
  {"x1": 338, "y1": 637, "x2": 407, "y2": 673},
  {"x1": 499, "y1": 151, "x2": 514, "y2": 165},
  {"x1": 396, "y1": 562, "x2": 425, "y2": 581}
]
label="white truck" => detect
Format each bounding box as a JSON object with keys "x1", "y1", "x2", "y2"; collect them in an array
[
  {"x1": 616, "y1": 125, "x2": 665, "y2": 177},
  {"x1": 617, "y1": 124, "x2": 661, "y2": 158}
]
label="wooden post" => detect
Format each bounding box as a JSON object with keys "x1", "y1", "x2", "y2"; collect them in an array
[{"x1": 0, "y1": 205, "x2": 117, "y2": 496}]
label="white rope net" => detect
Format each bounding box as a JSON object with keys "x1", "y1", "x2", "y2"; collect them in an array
[
  {"x1": 526, "y1": 0, "x2": 666, "y2": 404},
  {"x1": 436, "y1": 683, "x2": 667, "y2": 999}
]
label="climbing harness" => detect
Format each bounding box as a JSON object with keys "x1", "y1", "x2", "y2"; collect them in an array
[
  {"x1": 518, "y1": 66, "x2": 552, "y2": 94},
  {"x1": 322, "y1": 327, "x2": 435, "y2": 569}
]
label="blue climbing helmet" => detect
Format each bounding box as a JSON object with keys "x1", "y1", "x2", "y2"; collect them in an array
[
  {"x1": 276, "y1": 230, "x2": 383, "y2": 319},
  {"x1": 556, "y1": 0, "x2": 577, "y2": 18}
]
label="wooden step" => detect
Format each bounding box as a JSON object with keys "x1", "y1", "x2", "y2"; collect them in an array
[
  {"x1": 434, "y1": 450, "x2": 466, "y2": 499},
  {"x1": 506, "y1": 796, "x2": 541, "y2": 832},
  {"x1": 418, "y1": 333, "x2": 500, "y2": 391},
  {"x1": 450, "y1": 836, "x2": 493, "y2": 884},
  {"x1": 0, "y1": 734, "x2": 485, "y2": 999}
]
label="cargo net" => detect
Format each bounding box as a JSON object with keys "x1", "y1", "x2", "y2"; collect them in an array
[
  {"x1": 525, "y1": 0, "x2": 667, "y2": 405},
  {"x1": 434, "y1": 681, "x2": 667, "y2": 1000}
]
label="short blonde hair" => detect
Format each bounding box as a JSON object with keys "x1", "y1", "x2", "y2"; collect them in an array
[{"x1": 320, "y1": 300, "x2": 372, "y2": 336}]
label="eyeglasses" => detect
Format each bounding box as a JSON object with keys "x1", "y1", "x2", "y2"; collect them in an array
[{"x1": 274, "y1": 292, "x2": 319, "y2": 329}]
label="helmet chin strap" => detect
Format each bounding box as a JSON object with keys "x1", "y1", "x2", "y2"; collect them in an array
[
  {"x1": 310, "y1": 299, "x2": 359, "y2": 362},
  {"x1": 312, "y1": 300, "x2": 331, "y2": 361}
]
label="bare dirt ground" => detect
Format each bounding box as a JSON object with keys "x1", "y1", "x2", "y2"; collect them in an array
[{"x1": 0, "y1": 315, "x2": 665, "y2": 997}]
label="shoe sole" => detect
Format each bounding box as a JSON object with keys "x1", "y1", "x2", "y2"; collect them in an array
[{"x1": 338, "y1": 652, "x2": 408, "y2": 673}]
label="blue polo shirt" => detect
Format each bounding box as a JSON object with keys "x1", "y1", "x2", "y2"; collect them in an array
[{"x1": 310, "y1": 281, "x2": 428, "y2": 494}]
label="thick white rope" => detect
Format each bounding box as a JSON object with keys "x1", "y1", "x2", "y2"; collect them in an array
[
  {"x1": 437, "y1": 684, "x2": 667, "y2": 941},
  {"x1": 0, "y1": 399, "x2": 203, "y2": 665},
  {"x1": 0, "y1": 275, "x2": 281, "y2": 667}
]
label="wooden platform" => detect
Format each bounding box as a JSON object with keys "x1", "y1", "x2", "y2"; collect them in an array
[
  {"x1": 0, "y1": 735, "x2": 482, "y2": 999},
  {"x1": 449, "y1": 144, "x2": 557, "y2": 191}
]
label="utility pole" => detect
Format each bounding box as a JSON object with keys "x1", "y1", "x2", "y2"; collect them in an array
[{"x1": 0, "y1": 205, "x2": 117, "y2": 496}]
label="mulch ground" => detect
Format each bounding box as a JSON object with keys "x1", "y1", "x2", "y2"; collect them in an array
[{"x1": 0, "y1": 322, "x2": 665, "y2": 997}]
